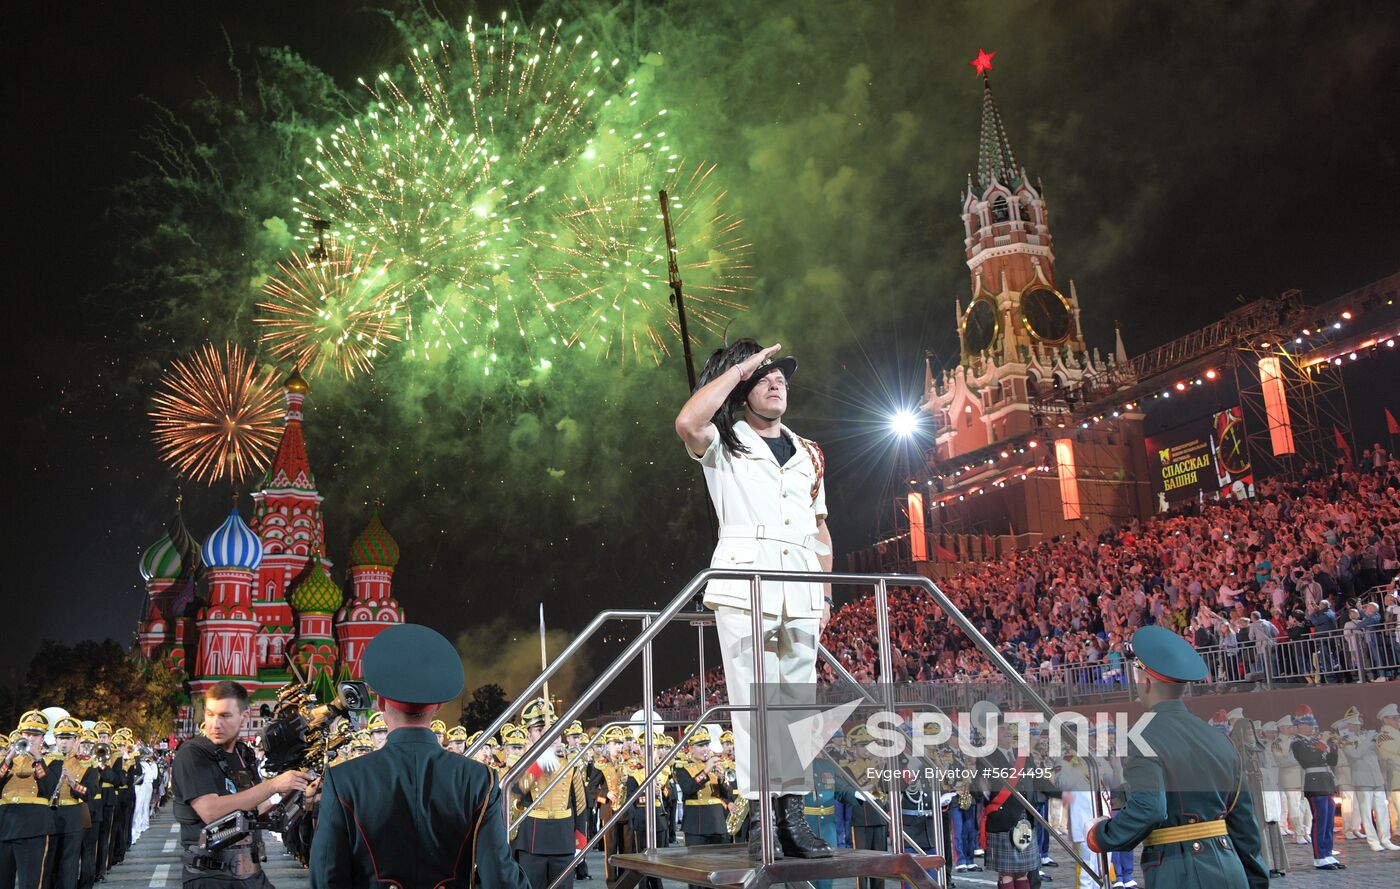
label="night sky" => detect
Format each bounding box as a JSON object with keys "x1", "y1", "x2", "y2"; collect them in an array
[{"x1": 11, "y1": 1, "x2": 1400, "y2": 709}]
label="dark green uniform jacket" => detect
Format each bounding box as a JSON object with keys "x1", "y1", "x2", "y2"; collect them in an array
[
  {"x1": 310, "y1": 727, "x2": 531, "y2": 889},
  {"x1": 1089, "y1": 699, "x2": 1268, "y2": 889}
]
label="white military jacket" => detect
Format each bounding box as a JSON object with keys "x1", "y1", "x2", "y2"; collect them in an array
[{"x1": 690, "y1": 420, "x2": 829, "y2": 618}]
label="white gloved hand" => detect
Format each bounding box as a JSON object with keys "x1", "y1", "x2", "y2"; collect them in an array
[{"x1": 535, "y1": 747, "x2": 560, "y2": 773}]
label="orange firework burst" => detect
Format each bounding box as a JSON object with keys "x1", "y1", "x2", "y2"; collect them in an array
[
  {"x1": 149, "y1": 343, "x2": 284, "y2": 486},
  {"x1": 256, "y1": 244, "x2": 405, "y2": 379}
]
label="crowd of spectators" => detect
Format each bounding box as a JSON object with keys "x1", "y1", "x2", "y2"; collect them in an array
[{"x1": 650, "y1": 447, "x2": 1400, "y2": 710}]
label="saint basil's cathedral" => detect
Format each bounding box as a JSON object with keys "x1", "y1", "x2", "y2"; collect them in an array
[{"x1": 134, "y1": 369, "x2": 405, "y2": 734}]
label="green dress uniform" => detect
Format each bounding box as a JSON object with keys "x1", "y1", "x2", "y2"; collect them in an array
[
  {"x1": 309, "y1": 623, "x2": 532, "y2": 889},
  {"x1": 1087, "y1": 627, "x2": 1269, "y2": 889}
]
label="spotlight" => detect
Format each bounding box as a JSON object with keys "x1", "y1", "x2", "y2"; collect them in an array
[
  {"x1": 1205, "y1": 369, "x2": 1217, "y2": 380},
  {"x1": 1295, "y1": 337, "x2": 1303, "y2": 344},
  {"x1": 1175, "y1": 382, "x2": 1187, "y2": 391},
  {"x1": 1333, "y1": 322, "x2": 1342, "y2": 329},
  {"x1": 1028, "y1": 440, "x2": 1039, "y2": 448},
  {"x1": 1302, "y1": 328, "x2": 1312, "y2": 336},
  {"x1": 1349, "y1": 352, "x2": 1357, "y2": 360},
  {"x1": 1387, "y1": 339, "x2": 1396, "y2": 348},
  {"x1": 999, "y1": 451, "x2": 1009, "y2": 459},
  {"x1": 1341, "y1": 310, "x2": 1353, "y2": 320},
  {"x1": 890, "y1": 410, "x2": 920, "y2": 438},
  {"x1": 1333, "y1": 358, "x2": 1343, "y2": 366}
]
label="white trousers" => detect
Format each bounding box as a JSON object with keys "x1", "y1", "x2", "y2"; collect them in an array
[
  {"x1": 1261, "y1": 790, "x2": 1284, "y2": 824},
  {"x1": 1285, "y1": 789, "x2": 1312, "y2": 837},
  {"x1": 134, "y1": 783, "x2": 153, "y2": 837},
  {"x1": 715, "y1": 605, "x2": 819, "y2": 799},
  {"x1": 1340, "y1": 788, "x2": 1358, "y2": 834},
  {"x1": 1352, "y1": 789, "x2": 1390, "y2": 846}
]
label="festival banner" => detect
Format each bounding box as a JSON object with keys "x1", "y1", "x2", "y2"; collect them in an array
[{"x1": 1146, "y1": 405, "x2": 1253, "y2": 510}]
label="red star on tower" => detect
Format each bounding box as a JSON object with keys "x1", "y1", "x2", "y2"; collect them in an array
[{"x1": 970, "y1": 48, "x2": 996, "y2": 76}]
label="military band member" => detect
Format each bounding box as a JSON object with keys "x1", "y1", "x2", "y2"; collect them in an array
[
  {"x1": 1338, "y1": 707, "x2": 1397, "y2": 851},
  {"x1": 310, "y1": 624, "x2": 530, "y2": 889},
  {"x1": 673, "y1": 726, "x2": 731, "y2": 888},
  {"x1": 1227, "y1": 718, "x2": 1286, "y2": 879},
  {"x1": 365, "y1": 711, "x2": 389, "y2": 750},
  {"x1": 466, "y1": 732, "x2": 494, "y2": 767},
  {"x1": 1273, "y1": 715, "x2": 1310, "y2": 842},
  {"x1": 44, "y1": 716, "x2": 97, "y2": 889},
  {"x1": 113, "y1": 728, "x2": 138, "y2": 865},
  {"x1": 430, "y1": 719, "x2": 448, "y2": 747},
  {"x1": 1378, "y1": 703, "x2": 1400, "y2": 842},
  {"x1": 1289, "y1": 705, "x2": 1344, "y2": 869},
  {"x1": 445, "y1": 726, "x2": 469, "y2": 755},
  {"x1": 1086, "y1": 627, "x2": 1268, "y2": 888},
  {"x1": 77, "y1": 728, "x2": 104, "y2": 889},
  {"x1": 1, "y1": 711, "x2": 54, "y2": 889},
  {"x1": 587, "y1": 727, "x2": 627, "y2": 882},
  {"x1": 562, "y1": 720, "x2": 592, "y2": 881},
  {"x1": 512, "y1": 703, "x2": 588, "y2": 889},
  {"x1": 845, "y1": 726, "x2": 889, "y2": 889}
]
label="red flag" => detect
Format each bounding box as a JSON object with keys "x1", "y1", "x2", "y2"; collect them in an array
[
  {"x1": 1387, "y1": 408, "x2": 1400, "y2": 436},
  {"x1": 983, "y1": 529, "x2": 995, "y2": 558},
  {"x1": 1335, "y1": 427, "x2": 1353, "y2": 468}
]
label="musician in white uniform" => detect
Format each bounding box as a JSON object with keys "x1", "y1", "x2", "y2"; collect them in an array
[
  {"x1": 1273, "y1": 715, "x2": 1311, "y2": 842},
  {"x1": 676, "y1": 338, "x2": 833, "y2": 860},
  {"x1": 1338, "y1": 706, "x2": 1400, "y2": 851}
]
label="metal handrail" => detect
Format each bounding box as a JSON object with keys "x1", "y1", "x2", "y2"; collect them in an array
[
  {"x1": 506, "y1": 567, "x2": 1108, "y2": 887},
  {"x1": 463, "y1": 609, "x2": 660, "y2": 762}
]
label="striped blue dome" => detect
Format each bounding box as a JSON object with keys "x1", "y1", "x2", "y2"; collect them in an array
[{"x1": 201, "y1": 508, "x2": 264, "y2": 571}]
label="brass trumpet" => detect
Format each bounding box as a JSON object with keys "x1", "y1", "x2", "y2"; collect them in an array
[{"x1": 8, "y1": 738, "x2": 31, "y2": 757}]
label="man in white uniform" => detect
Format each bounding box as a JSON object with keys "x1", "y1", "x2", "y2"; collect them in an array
[
  {"x1": 134, "y1": 749, "x2": 158, "y2": 839},
  {"x1": 1273, "y1": 715, "x2": 1311, "y2": 843},
  {"x1": 676, "y1": 339, "x2": 834, "y2": 860}
]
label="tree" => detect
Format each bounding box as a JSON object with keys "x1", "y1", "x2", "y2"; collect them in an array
[
  {"x1": 23, "y1": 639, "x2": 185, "y2": 741},
  {"x1": 459, "y1": 683, "x2": 508, "y2": 732}
]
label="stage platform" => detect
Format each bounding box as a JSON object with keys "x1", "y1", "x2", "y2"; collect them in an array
[{"x1": 609, "y1": 843, "x2": 945, "y2": 889}]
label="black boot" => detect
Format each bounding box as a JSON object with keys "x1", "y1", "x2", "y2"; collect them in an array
[
  {"x1": 746, "y1": 803, "x2": 784, "y2": 862},
  {"x1": 776, "y1": 795, "x2": 835, "y2": 859}
]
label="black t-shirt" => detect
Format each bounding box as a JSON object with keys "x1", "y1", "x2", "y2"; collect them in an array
[
  {"x1": 172, "y1": 735, "x2": 259, "y2": 845},
  {"x1": 761, "y1": 432, "x2": 795, "y2": 466}
]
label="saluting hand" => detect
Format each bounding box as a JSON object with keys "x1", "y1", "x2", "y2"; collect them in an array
[{"x1": 735, "y1": 343, "x2": 782, "y2": 381}]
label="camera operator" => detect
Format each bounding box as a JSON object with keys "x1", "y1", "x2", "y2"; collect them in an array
[{"x1": 174, "y1": 681, "x2": 310, "y2": 888}]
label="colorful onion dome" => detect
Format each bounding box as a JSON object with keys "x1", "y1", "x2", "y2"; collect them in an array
[
  {"x1": 290, "y1": 557, "x2": 342, "y2": 614},
  {"x1": 139, "y1": 533, "x2": 182, "y2": 581},
  {"x1": 348, "y1": 510, "x2": 400, "y2": 569},
  {"x1": 201, "y1": 508, "x2": 263, "y2": 571}
]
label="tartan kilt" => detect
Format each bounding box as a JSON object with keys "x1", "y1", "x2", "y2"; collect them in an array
[{"x1": 984, "y1": 827, "x2": 1039, "y2": 874}]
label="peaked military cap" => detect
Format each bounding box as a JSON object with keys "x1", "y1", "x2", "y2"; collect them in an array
[
  {"x1": 1131, "y1": 626, "x2": 1207, "y2": 683},
  {"x1": 17, "y1": 710, "x2": 49, "y2": 733},
  {"x1": 361, "y1": 623, "x2": 464, "y2": 711}
]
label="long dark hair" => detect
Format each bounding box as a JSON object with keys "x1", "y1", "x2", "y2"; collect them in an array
[{"x1": 695, "y1": 338, "x2": 763, "y2": 456}]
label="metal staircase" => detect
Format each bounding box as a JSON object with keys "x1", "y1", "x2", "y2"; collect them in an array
[{"x1": 466, "y1": 569, "x2": 1108, "y2": 889}]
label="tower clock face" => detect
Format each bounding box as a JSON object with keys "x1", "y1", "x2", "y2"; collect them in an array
[
  {"x1": 962, "y1": 299, "x2": 998, "y2": 354},
  {"x1": 1215, "y1": 418, "x2": 1251, "y2": 475},
  {"x1": 1019, "y1": 287, "x2": 1072, "y2": 343}
]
